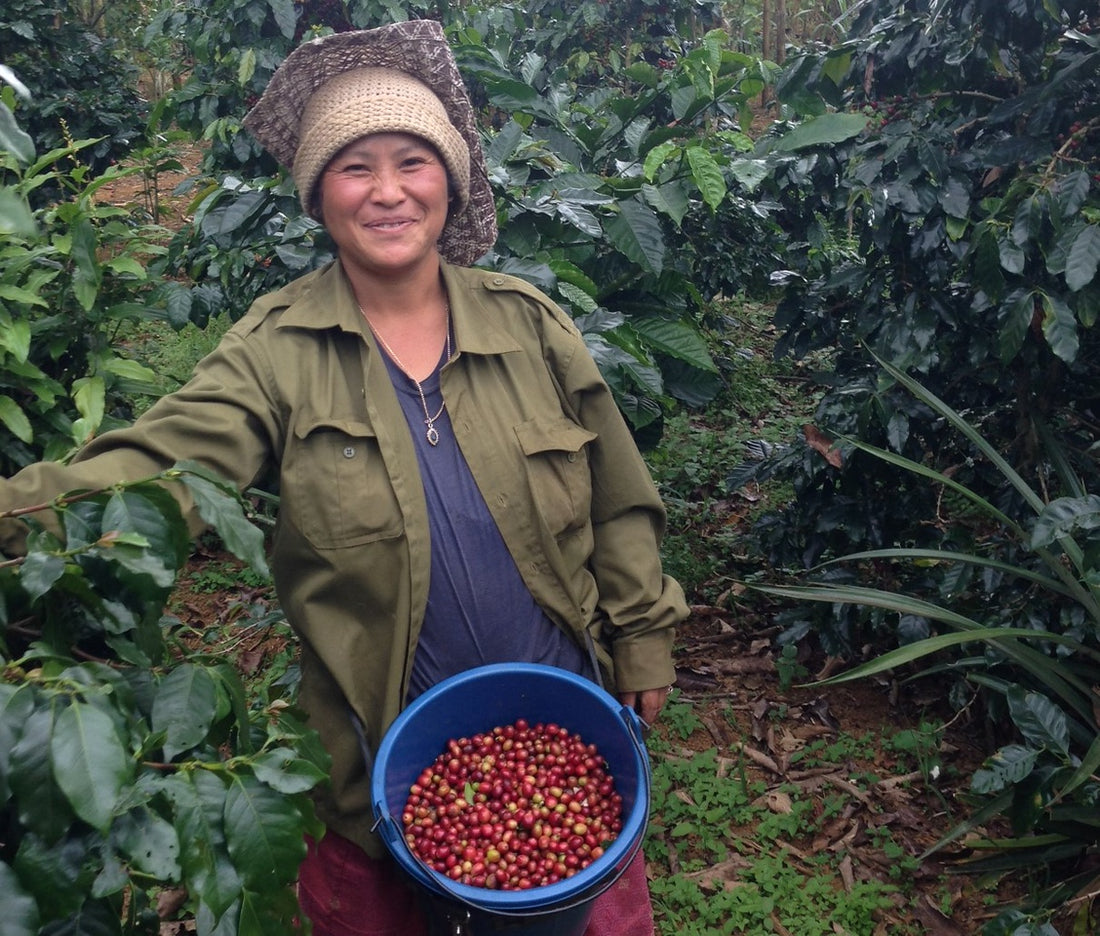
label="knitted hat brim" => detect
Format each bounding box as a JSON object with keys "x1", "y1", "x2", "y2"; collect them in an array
[{"x1": 243, "y1": 20, "x2": 497, "y2": 267}]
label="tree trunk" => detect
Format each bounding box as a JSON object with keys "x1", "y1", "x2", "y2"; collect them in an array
[{"x1": 775, "y1": 0, "x2": 787, "y2": 64}]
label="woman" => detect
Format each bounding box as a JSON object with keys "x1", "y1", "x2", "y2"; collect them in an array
[{"x1": 0, "y1": 20, "x2": 687, "y2": 936}]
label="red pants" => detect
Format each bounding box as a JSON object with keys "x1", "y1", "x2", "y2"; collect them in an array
[{"x1": 298, "y1": 831, "x2": 655, "y2": 936}]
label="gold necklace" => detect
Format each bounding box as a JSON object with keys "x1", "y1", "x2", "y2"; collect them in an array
[{"x1": 361, "y1": 304, "x2": 452, "y2": 446}]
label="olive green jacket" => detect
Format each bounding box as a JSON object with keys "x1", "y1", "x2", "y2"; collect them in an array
[{"x1": 0, "y1": 260, "x2": 687, "y2": 854}]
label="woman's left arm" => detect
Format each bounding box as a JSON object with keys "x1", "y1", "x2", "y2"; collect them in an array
[{"x1": 556, "y1": 332, "x2": 689, "y2": 712}]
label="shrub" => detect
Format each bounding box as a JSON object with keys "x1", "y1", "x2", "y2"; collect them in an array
[{"x1": 1, "y1": 0, "x2": 149, "y2": 198}]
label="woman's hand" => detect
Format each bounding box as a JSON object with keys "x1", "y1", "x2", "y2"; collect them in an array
[{"x1": 619, "y1": 685, "x2": 673, "y2": 728}]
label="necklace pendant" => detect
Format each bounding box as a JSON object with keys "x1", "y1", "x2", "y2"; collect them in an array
[{"x1": 426, "y1": 424, "x2": 440, "y2": 446}]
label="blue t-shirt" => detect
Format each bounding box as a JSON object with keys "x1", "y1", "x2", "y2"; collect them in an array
[{"x1": 374, "y1": 342, "x2": 592, "y2": 702}]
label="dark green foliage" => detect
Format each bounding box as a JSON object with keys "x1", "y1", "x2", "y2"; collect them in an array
[
  {"x1": 0, "y1": 465, "x2": 328, "y2": 936},
  {"x1": 144, "y1": 0, "x2": 443, "y2": 175},
  {"x1": 741, "y1": 0, "x2": 1100, "y2": 586},
  {"x1": 151, "y1": 176, "x2": 334, "y2": 331},
  {"x1": 0, "y1": 0, "x2": 149, "y2": 197}
]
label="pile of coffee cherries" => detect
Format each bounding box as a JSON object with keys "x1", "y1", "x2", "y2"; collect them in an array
[{"x1": 402, "y1": 718, "x2": 623, "y2": 890}]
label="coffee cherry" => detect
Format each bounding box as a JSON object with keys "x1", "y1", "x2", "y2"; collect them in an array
[{"x1": 402, "y1": 719, "x2": 623, "y2": 889}]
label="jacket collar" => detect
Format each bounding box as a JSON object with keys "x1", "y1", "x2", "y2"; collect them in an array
[
  {"x1": 276, "y1": 261, "x2": 364, "y2": 334},
  {"x1": 274, "y1": 259, "x2": 524, "y2": 357}
]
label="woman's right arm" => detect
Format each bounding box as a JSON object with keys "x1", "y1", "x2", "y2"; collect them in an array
[{"x1": 0, "y1": 324, "x2": 284, "y2": 552}]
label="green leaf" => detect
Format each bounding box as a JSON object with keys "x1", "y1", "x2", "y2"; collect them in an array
[
  {"x1": 971, "y1": 745, "x2": 1038, "y2": 794},
  {"x1": 1011, "y1": 195, "x2": 1043, "y2": 246},
  {"x1": 998, "y1": 237, "x2": 1026, "y2": 275},
  {"x1": 641, "y1": 181, "x2": 691, "y2": 227},
  {"x1": 212, "y1": 664, "x2": 253, "y2": 755},
  {"x1": 0, "y1": 685, "x2": 33, "y2": 801},
  {"x1": 1039, "y1": 292, "x2": 1079, "y2": 363},
  {"x1": 604, "y1": 198, "x2": 665, "y2": 274},
  {"x1": 9, "y1": 708, "x2": 74, "y2": 841},
  {"x1": 1055, "y1": 170, "x2": 1091, "y2": 218},
  {"x1": 105, "y1": 255, "x2": 148, "y2": 278},
  {"x1": 939, "y1": 177, "x2": 970, "y2": 219},
  {"x1": 113, "y1": 804, "x2": 182, "y2": 880},
  {"x1": 774, "y1": 113, "x2": 869, "y2": 152},
  {"x1": 1006, "y1": 688, "x2": 1069, "y2": 757},
  {"x1": 18, "y1": 550, "x2": 66, "y2": 601},
  {"x1": 152, "y1": 664, "x2": 218, "y2": 761},
  {"x1": 0, "y1": 101, "x2": 34, "y2": 165},
  {"x1": 0, "y1": 395, "x2": 33, "y2": 444},
  {"x1": 173, "y1": 464, "x2": 270, "y2": 579},
  {"x1": 997, "y1": 288, "x2": 1034, "y2": 362},
  {"x1": 161, "y1": 281, "x2": 194, "y2": 330},
  {"x1": 69, "y1": 219, "x2": 102, "y2": 313},
  {"x1": 39, "y1": 900, "x2": 120, "y2": 935},
  {"x1": 631, "y1": 317, "x2": 717, "y2": 372},
  {"x1": 1031, "y1": 495, "x2": 1100, "y2": 549},
  {"x1": 728, "y1": 158, "x2": 770, "y2": 193},
  {"x1": 548, "y1": 260, "x2": 598, "y2": 300},
  {"x1": 685, "y1": 146, "x2": 726, "y2": 212},
  {"x1": 238, "y1": 48, "x2": 257, "y2": 86},
  {"x1": 251, "y1": 748, "x2": 327, "y2": 795},
  {"x1": 51, "y1": 701, "x2": 132, "y2": 833},
  {"x1": 268, "y1": 0, "x2": 297, "y2": 39},
  {"x1": 643, "y1": 141, "x2": 679, "y2": 181},
  {"x1": 0, "y1": 313, "x2": 32, "y2": 360},
  {"x1": 223, "y1": 773, "x2": 308, "y2": 891},
  {"x1": 162, "y1": 772, "x2": 242, "y2": 918},
  {"x1": 555, "y1": 202, "x2": 602, "y2": 238},
  {"x1": 0, "y1": 861, "x2": 39, "y2": 936},
  {"x1": 102, "y1": 357, "x2": 159, "y2": 383},
  {"x1": 821, "y1": 51, "x2": 851, "y2": 87},
  {"x1": 72, "y1": 377, "x2": 105, "y2": 427},
  {"x1": 14, "y1": 830, "x2": 86, "y2": 916},
  {"x1": 0, "y1": 189, "x2": 35, "y2": 237},
  {"x1": 1065, "y1": 224, "x2": 1100, "y2": 291},
  {"x1": 558, "y1": 282, "x2": 598, "y2": 314}
]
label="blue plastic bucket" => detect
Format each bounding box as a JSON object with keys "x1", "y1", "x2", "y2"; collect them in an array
[{"x1": 370, "y1": 663, "x2": 651, "y2": 935}]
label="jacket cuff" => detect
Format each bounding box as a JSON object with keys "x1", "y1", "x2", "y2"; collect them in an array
[{"x1": 611, "y1": 626, "x2": 676, "y2": 693}]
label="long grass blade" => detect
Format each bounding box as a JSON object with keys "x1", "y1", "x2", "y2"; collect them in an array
[
  {"x1": 754, "y1": 583, "x2": 1098, "y2": 722},
  {"x1": 818, "y1": 548, "x2": 1074, "y2": 597}
]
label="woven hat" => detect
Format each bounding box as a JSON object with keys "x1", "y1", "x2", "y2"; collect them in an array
[{"x1": 243, "y1": 20, "x2": 497, "y2": 266}]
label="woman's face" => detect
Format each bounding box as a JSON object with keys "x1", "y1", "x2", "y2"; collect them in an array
[{"x1": 319, "y1": 132, "x2": 451, "y2": 281}]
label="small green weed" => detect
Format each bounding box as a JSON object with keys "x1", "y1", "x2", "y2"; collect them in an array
[
  {"x1": 186, "y1": 558, "x2": 272, "y2": 594},
  {"x1": 122, "y1": 313, "x2": 233, "y2": 415},
  {"x1": 660, "y1": 691, "x2": 703, "y2": 740}
]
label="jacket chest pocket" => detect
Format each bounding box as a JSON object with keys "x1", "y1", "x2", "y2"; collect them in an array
[
  {"x1": 283, "y1": 418, "x2": 403, "y2": 549},
  {"x1": 514, "y1": 417, "x2": 597, "y2": 536}
]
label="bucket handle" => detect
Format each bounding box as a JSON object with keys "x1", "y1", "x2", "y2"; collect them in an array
[{"x1": 386, "y1": 703, "x2": 653, "y2": 927}]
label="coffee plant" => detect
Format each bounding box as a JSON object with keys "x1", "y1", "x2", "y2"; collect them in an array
[
  {"x1": 0, "y1": 463, "x2": 329, "y2": 935},
  {"x1": 0, "y1": 0, "x2": 149, "y2": 199},
  {"x1": 736, "y1": 0, "x2": 1100, "y2": 602},
  {"x1": 0, "y1": 122, "x2": 178, "y2": 474}
]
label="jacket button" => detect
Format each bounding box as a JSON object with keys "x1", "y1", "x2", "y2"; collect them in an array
[
  {"x1": 567, "y1": 452, "x2": 578, "y2": 462},
  {"x1": 492, "y1": 276, "x2": 505, "y2": 285},
  {"x1": 342, "y1": 446, "x2": 356, "y2": 458}
]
